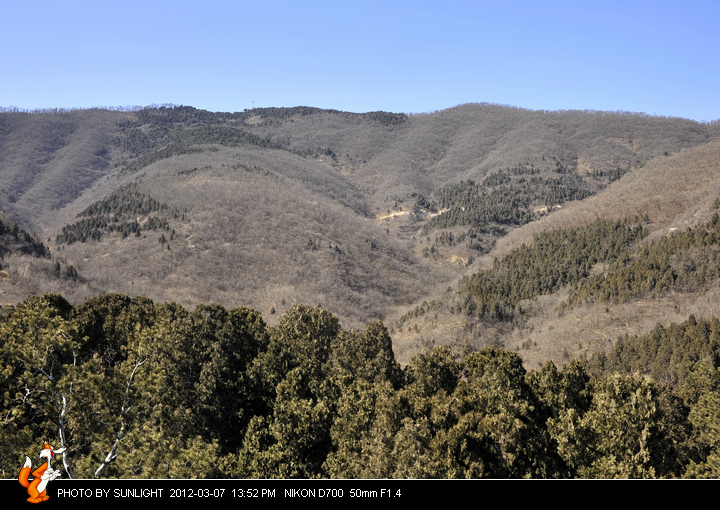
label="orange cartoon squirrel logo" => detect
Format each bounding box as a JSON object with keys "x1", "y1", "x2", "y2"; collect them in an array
[{"x1": 18, "y1": 440, "x2": 66, "y2": 503}]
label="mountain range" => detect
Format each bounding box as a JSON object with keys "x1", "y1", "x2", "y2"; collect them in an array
[{"x1": 2, "y1": 103, "x2": 719, "y2": 366}]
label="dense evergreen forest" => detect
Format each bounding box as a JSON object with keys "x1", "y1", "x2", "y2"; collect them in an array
[
  {"x1": 55, "y1": 183, "x2": 177, "y2": 245},
  {"x1": 0, "y1": 218, "x2": 48, "y2": 260},
  {"x1": 2, "y1": 292, "x2": 720, "y2": 479},
  {"x1": 421, "y1": 163, "x2": 602, "y2": 236}
]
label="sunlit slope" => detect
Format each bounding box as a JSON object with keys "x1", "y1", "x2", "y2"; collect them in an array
[
  {"x1": 1, "y1": 104, "x2": 718, "y2": 338},
  {"x1": 392, "y1": 139, "x2": 720, "y2": 366},
  {"x1": 43, "y1": 146, "x2": 455, "y2": 329}
]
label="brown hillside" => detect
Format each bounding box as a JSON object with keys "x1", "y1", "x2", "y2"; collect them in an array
[
  {"x1": 391, "y1": 139, "x2": 720, "y2": 366},
  {"x1": 1, "y1": 104, "x2": 718, "y2": 347}
]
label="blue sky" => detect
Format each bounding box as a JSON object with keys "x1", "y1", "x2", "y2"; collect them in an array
[{"x1": 2, "y1": 0, "x2": 718, "y2": 122}]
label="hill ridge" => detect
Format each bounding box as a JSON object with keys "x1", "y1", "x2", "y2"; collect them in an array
[{"x1": 1, "y1": 102, "x2": 719, "y2": 367}]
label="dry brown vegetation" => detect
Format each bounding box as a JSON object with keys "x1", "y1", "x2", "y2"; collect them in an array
[
  {"x1": 392, "y1": 139, "x2": 720, "y2": 366},
  {"x1": 2, "y1": 104, "x2": 720, "y2": 367}
]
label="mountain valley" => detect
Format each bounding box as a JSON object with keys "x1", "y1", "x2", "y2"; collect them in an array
[{"x1": 2, "y1": 103, "x2": 719, "y2": 366}]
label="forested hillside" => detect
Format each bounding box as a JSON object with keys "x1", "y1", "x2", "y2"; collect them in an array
[{"x1": 1, "y1": 104, "x2": 717, "y2": 333}]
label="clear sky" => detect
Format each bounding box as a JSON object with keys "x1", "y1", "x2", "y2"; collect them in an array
[{"x1": 2, "y1": 0, "x2": 718, "y2": 122}]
